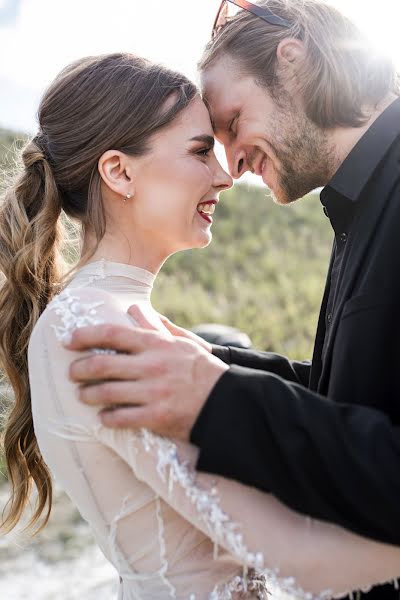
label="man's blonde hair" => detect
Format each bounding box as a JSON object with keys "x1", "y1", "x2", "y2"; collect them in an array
[{"x1": 199, "y1": 0, "x2": 399, "y2": 128}]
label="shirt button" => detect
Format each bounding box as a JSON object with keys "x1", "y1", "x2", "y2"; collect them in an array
[
  {"x1": 340, "y1": 232, "x2": 347, "y2": 243},
  {"x1": 327, "y1": 313, "x2": 333, "y2": 325}
]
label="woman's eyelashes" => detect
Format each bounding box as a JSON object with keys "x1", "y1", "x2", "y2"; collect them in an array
[{"x1": 195, "y1": 146, "x2": 214, "y2": 158}]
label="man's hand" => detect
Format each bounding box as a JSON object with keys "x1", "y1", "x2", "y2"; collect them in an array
[
  {"x1": 65, "y1": 316, "x2": 228, "y2": 441},
  {"x1": 128, "y1": 305, "x2": 212, "y2": 353}
]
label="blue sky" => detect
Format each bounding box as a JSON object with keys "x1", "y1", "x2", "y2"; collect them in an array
[{"x1": 0, "y1": 0, "x2": 21, "y2": 26}]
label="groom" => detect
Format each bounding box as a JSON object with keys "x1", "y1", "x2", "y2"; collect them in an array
[{"x1": 67, "y1": 1, "x2": 400, "y2": 595}]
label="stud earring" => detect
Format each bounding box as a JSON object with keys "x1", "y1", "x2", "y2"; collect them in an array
[{"x1": 124, "y1": 193, "x2": 132, "y2": 203}]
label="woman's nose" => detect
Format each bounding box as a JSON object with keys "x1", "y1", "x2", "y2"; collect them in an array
[{"x1": 213, "y1": 160, "x2": 233, "y2": 190}]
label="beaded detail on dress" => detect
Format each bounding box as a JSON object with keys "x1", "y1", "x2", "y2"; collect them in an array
[{"x1": 50, "y1": 290, "x2": 105, "y2": 343}]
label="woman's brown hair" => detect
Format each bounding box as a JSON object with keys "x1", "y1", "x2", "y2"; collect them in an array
[
  {"x1": 0, "y1": 52, "x2": 197, "y2": 534},
  {"x1": 200, "y1": 0, "x2": 400, "y2": 128}
]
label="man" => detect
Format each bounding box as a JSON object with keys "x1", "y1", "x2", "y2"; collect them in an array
[{"x1": 66, "y1": 1, "x2": 400, "y2": 596}]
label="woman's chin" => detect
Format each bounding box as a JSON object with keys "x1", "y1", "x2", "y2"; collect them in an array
[
  {"x1": 197, "y1": 231, "x2": 212, "y2": 248},
  {"x1": 171, "y1": 232, "x2": 212, "y2": 255},
  {"x1": 187, "y1": 231, "x2": 212, "y2": 250}
]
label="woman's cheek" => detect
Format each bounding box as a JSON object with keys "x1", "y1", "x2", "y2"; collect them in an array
[{"x1": 197, "y1": 161, "x2": 213, "y2": 192}]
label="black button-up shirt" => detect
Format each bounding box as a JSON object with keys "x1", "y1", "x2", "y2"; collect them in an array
[
  {"x1": 320, "y1": 189, "x2": 357, "y2": 363},
  {"x1": 311, "y1": 97, "x2": 400, "y2": 393}
]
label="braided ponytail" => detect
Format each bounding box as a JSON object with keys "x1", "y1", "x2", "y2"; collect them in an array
[{"x1": 0, "y1": 137, "x2": 64, "y2": 534}]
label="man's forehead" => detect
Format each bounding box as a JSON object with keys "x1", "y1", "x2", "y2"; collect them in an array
[
  {"x1": 201, "y1": 60, "x2": 252, "y2": 114},
  {"x1": 201, "y1": 70, "x2": 237, "y2": 127}
]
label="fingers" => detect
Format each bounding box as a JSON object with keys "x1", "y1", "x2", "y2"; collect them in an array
[
  {"x1": 70, "y1": 353, "x2": 140, "y2": 383},
  {"x1": 70, "y1": 351, "x2": 168, "y2": 384},
  {"x1": 64, "y1": 323, "x2": 164, "y2": 353},
  {"x1": 158, "y1": 316, "x2": 212, "y2": 352},
  {"x1": 158, "y1": 314, "x2": 172, "y2": 326},
  {"x1": 158, "y1": 314, "x2": 182, "y2": 336},
  {"x1": 128, "y1": 304, "x2": 159, "y2": 330},
  {"x1": 99, "y1": 405, "x2": 161, "y2": 430},
  {"x1": 79, "y1": 379, "x2": 157, "y2": 407}
]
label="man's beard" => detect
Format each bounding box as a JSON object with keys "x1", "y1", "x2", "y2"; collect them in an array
[{"x1": 266, "y1": 94, "x2": 336, "y2": 205}]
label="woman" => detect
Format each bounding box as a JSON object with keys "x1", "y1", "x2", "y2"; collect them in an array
[{"x1": 0, "y1": 53, "x2": 399, "y2": 600}]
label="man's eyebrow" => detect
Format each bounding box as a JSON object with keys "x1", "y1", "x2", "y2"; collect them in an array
[{"x1": 189, "y1": 135, "x2": 215, "y2": 147}]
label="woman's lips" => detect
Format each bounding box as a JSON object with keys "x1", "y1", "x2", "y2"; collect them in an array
[
  {"x1": 197, "y1": 200, "x2": 217, "y2": 224},
  {"x1": 198, "y1": 212, "x2": 212, "y2": 223}
]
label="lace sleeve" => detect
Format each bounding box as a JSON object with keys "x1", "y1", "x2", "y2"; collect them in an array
[{"x1": 40, "y1": 287, "x2": 400, "y2": 600}]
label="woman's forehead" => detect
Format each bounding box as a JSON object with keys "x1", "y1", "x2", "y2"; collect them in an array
[{"x1": 153, "y1": 97, "x2": 214, "y2": 144}]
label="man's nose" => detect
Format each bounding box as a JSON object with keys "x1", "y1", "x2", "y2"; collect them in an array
[{"x1": 225, "y1": 146, "x2": 249, "y2": 179}]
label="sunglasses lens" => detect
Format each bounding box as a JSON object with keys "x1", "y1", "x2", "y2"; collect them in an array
[
  {"x1": 213, "y1": 1, "x2": 243, "y2": 37},
  {"x1": 222, "y1": 1, "x2": 243, "y2": 20},
  {"x1": 212, "y1": 1, "x2": 291, "y2": 37}
]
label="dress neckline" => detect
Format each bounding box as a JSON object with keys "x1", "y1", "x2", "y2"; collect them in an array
[{"x1": 74, "y1": 259, "x2": 156, "y2": 288}]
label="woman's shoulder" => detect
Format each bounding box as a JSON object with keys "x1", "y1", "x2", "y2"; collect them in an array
[{"x1": 30, "y1": 285, "x2": 131, "y2": 349}]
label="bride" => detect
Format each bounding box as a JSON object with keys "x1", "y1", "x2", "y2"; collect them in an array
[{"x1": 0, "y1": 53, "x2": 399, "y2": 600}]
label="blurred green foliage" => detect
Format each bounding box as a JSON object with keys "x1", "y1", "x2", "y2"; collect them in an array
[{"x1": 0, "y1": 128, "x2": 26, "y2": 169}]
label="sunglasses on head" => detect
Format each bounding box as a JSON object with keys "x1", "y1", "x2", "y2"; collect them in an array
[{"x1": 212, "y1": 0, "x2": 292, "y2": 38}]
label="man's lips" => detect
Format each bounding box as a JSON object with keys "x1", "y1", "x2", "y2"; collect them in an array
[
  {"x1": 253, "y1": 154, "x2": 268, "y2": 177},
  {"x1": 252, "y1": 153, "x2": 273, "y2": 187}
]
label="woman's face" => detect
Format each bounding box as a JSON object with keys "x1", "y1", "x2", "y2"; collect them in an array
[{"x1": 126, "y1": 96, "x2": 232, "y2": 259}]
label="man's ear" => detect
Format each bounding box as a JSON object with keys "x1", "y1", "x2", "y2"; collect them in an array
[
  {"x1": 276, "y1": 38, "x2": 306, "y2": 66},
  {"x1": 98, "y1": 150, "x2": 135, "y2": 198},
  {"x1": 275, "y1": 38, "x2": 306, "y2": 93}
]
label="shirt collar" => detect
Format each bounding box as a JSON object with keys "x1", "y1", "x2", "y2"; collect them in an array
[{"x1": 323, "y1": 96, "x2": 400, "y2": 202}]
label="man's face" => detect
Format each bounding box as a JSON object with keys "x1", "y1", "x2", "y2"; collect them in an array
[{"x1": 201, "y1": 57, "x2": 335, "y2": 204}]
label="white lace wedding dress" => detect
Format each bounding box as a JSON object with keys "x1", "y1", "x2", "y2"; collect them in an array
[{"x1": 28, "y1": 260, "x2": 400, "y2": 600}]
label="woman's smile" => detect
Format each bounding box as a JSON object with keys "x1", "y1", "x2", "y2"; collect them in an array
[{"x1": 196, "y1": 199, "x2": 218, "y2": 224}]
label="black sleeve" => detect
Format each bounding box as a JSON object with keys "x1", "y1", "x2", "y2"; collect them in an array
[
  {"x1": 212, "y1": 344, "x2": 311, "y2": 387},
  {"x1": 190, "y1": 365, "x2": 400, "y2": 546}
]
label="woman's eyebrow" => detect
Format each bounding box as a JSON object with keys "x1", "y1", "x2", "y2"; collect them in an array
[{"x1": 189, "y1": 134, "x2": 215, "y2": 146}]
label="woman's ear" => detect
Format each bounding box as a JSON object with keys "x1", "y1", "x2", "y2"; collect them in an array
[{"x1": 98, "y1": 150, "x2": 135, "y2": 198}]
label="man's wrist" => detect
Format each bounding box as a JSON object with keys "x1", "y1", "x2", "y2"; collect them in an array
[{"x1": 211, "y1": 344, "x2": 231, "y2": 364}]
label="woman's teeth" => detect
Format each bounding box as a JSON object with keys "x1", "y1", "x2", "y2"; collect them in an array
[{"x1": 197, "y1": 202, "x2": 215, "y2": 215}]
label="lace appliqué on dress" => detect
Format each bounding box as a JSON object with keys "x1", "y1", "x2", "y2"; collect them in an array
[
  {"x1": 50, "y1": 289, "x2": 105, "y2": 343},
  {"x1": 139, "y1": 429, "x2": 264, "y2": 572},
  {"x1": 50, "y1": 288, "x2": 116, "y2": 356},
  {"x1": 208, "y1": 570, "x2": 270, "y2": 599},
  {"x1": 139, "y1": 430, "x2": 335, "y2": 600}
]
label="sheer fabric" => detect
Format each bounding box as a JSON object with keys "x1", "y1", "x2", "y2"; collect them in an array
[{"x1": 28, "y1": 260, "x2": 400, "y2": 599}]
